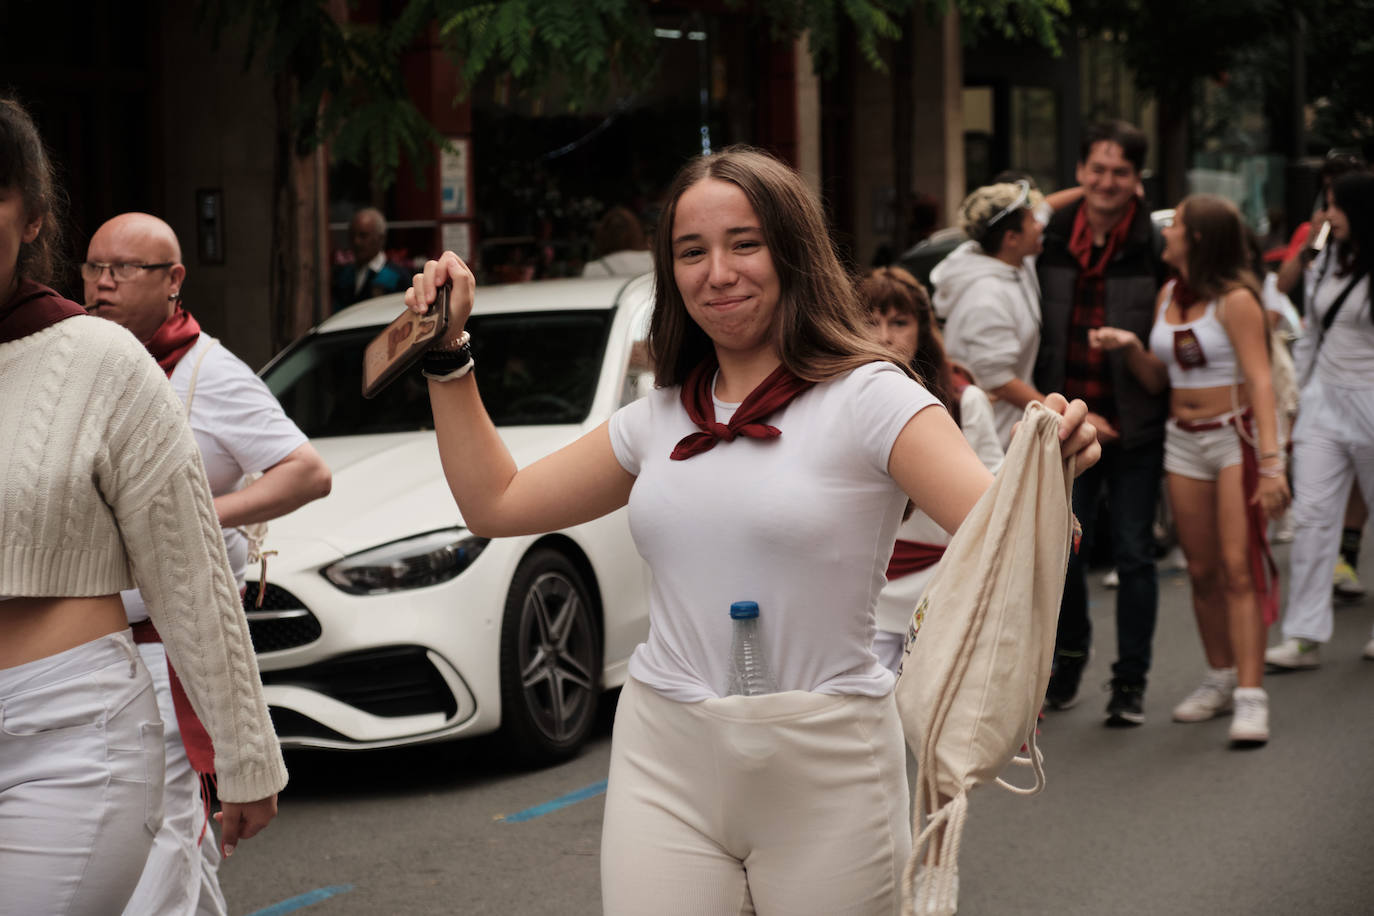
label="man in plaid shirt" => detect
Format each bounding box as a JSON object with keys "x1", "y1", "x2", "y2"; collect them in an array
[{"x1": 1034, "y1": 121, "x2": 1168, "y2": 726}]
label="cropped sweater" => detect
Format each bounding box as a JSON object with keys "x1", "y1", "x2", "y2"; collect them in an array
[{"x1": 0, "y1": 315, "x2": 287, "y2": 803}]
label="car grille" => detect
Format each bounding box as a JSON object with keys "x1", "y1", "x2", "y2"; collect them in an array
[
  {"x1": 241, "y1": 583, "x2": 323, "y2": 653},
  {"x1": 259, "y1": 646, "x2": 459, "y2": 719}
]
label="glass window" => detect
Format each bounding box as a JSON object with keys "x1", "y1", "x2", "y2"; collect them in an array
[{"x1": 264, "y1": 310, "x2": 613, "y2": 437}]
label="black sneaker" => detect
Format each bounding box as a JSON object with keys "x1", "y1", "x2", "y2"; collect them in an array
[
  {"x1": 1105, "y1": 680, "x2": 1145, "y2": 727},
  {"x1": 1044, "y1": 649, "x2": 1089, "y2": 710}
]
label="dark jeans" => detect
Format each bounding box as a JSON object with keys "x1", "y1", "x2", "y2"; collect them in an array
[{"x1": 1056, "y1": 437, "x2": 1164, "y2": 686}]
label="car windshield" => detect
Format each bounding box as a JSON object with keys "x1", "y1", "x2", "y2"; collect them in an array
[{"x1": 263, "y1": 310, "x2": 613, "y2": 436}]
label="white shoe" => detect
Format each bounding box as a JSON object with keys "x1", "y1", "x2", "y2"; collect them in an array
[
  {"x1": 1334, "y1": 559, "x2": 1365, "y2": 600},
  {"x1": 1229, "y1": 687, "x2": 1270, "y2": 745},
  {"x1": 1162, "y1": 546, "x2": 1188, "y2": 571},
  {"x1": 1265, "y1": 637, "x2": 1321, "y2": 670},
  {"x1": 1102, "y1": 568, "x2": 1119, "y2": 588},
  {"x1": 1363, "y1": 638, "x2": 1374, "y2": 661},
  {"x1": 1172, "y1": 668, "x2": 1237, "y2": 722}
]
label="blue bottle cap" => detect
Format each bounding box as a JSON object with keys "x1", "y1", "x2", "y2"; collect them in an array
[{"x1": 729, "y1": 601, "x2": 759, "y2": 619}]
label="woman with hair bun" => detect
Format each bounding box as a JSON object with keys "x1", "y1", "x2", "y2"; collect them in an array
[
  {"x1": 933, "y1": 180, "x2": 1051, "y2": 449},
  {"x1": 859, "y1": 265, "x2": 1003, "y2": 673},
  {"x1": 1092, "y1": 193, "x2": 1288, "y2": 747}
]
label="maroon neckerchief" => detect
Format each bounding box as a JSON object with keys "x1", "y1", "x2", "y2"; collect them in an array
[
  {"x1": 670, "y1": 359, "x2": 815, "y2": 460},
  {"x1": 1067, "y1": 198, "x2": 1138, "y2": 279},
  {"x1": 0, "y1": 278, "x2": 85, "y2": 343},
  {"x1": 145, "y1": 305, "x2": 202, "y2": 376}
]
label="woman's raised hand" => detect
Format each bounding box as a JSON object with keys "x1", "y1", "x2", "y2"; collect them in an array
[
  {"x1": 1043, "y1": 392, "x2": 1101, "y2": 476},
  {"x1": 1087, "y1": 326, "x2": 1141, "y2": 353},
  {"x1": 405, "y1": 251, "x2": 477, "y2": 345}
]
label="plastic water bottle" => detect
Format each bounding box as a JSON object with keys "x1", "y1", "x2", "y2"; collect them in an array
[{"x1": 726, "y1": 601, "x2": 777, "y2": 697}]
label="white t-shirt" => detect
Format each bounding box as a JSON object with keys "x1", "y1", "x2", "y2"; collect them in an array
[
  {"x1": 874, "y1": 384, "x2": 1003, "y2": 636},
  {"x1": 609, "y1": 360, "x2": 940, "y2": 702},
  {"x1": 123, "y1": 333, "x2": 307, "y2": 622}
]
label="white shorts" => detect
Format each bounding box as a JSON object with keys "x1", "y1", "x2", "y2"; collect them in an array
[
  {"x1": 1164, "y1": 416, "x2": 1243, "y2": 481},
  {"x1": 601, "y1": 677, "x2": 910, "y2": 915}
]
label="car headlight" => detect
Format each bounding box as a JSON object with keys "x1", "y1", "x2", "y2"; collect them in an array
[{"x1": 322, "y1": 528, "x2": 490, "y2": 595}]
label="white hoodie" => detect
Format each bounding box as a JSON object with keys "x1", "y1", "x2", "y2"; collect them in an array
[{"x1": 930, "y1": 240, "x2": 1041, "y2": 447}]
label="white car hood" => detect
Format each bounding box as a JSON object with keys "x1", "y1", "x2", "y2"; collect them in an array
[{"x1": 266, "y1": 426, "x2": 584, "y2": 563}]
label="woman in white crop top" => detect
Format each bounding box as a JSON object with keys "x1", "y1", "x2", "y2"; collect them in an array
[
  {"x1": 1268, "y1": 172, "x2": 1374, "y2": 670},
  {"x1": 403, "y1": 146, "x2": 1100, "y2": 915},
  {"x1": 1092, "y1": 194, "x2": 1288, "y2": 749},
  {"x1": 0, "y1": 97, "x2": 284, "y2": 915}
]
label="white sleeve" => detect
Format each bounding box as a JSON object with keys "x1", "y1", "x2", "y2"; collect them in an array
[
  {"x1": 197, "y1": 350, "x2": 308, "y2": 475},
  {"x1": 847, "y1": 361, "x2": 942, "y2": 476},
  {"x1": 959, "y1": 386, "x2": 1005, "y2": 474},
  {"x1": 943, "y1": 282, "x2": 1024, "y2": 390},
  {"x1": 608, "y1": 394, "x2": 653, "y2": 476}
]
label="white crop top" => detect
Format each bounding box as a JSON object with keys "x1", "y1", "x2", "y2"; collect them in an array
[
  {"x1": 609, "y1": 361, "x2": 941, "y2": 703},
  {"x1": 1148, "y1": 279, "x2": 1239, "y2": 389}
]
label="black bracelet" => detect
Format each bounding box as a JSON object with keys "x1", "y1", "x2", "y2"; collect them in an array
[{"x1": 422, "y1": 340, "x2": 473, "y2": 374}]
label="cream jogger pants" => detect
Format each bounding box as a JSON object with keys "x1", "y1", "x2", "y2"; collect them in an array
[{"x1": 601, "y1": 677, "x2": 910, "y2": 916}]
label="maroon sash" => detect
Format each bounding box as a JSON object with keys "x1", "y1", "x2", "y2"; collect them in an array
[{"x1": 886, "y1": 540, "x2": 947, "y2": 580}]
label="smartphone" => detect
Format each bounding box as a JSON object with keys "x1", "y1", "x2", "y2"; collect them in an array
[
  {"x1": 1310, "y1": 220, "x2": 1332, "y2": 253},
  {"x1": 361, "y1": 286, "x2": 450, "y2": 399}
]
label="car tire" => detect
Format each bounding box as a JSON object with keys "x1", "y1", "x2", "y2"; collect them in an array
[{"x1": 497, "y1": 548, "x2": 602, "y2": 766}]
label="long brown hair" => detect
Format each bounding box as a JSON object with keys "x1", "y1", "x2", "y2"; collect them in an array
[
  {"x1": 857, "y1": 266, "x2": 961, "y2": 426},
  {"x1": 0, "y1": 96, "x2": 64, "y2": 287},
  {"x1": 649, "y1": 145, "x2": 909, "y2": 386},
  {"x1": 1176, "y1": 194, "x2": 1262, "y2": 305}
]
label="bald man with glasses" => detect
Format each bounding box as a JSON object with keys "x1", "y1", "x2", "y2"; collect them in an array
[{"x1": 83, "y1": 212, "x2": 331, "y2": 916}]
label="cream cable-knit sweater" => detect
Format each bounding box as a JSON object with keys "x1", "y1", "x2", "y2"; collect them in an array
[{"x1": 0, "y1": 317, "x2": 287, "y2": 803}]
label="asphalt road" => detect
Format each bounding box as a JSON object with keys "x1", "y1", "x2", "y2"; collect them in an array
[{"x1": 221, "y1": 544, "x2": 1374, "y2": 916}]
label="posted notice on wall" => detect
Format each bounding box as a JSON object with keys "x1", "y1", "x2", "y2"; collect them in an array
[{"x1": 440, "y1": 138, "x2": 471, "y2": 218}]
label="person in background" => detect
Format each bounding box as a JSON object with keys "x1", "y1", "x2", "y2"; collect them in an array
[
  {"x1": 860, "y1": 266, "x2": 1003, "y2": 673},
  {"x1": 403, "y1": 145, "x2": 1099, "y2": 914},
  {"x1": 1093, "y1": 194, "x2": 1288, "y2": 746},
  {"x1": 1267, "y1": 172, "x2": 1374, "y2": 669},
  {"x1": 582, "y1": 205, "x2": 654, "y2": 277},
  {"x1": 0, "y1": 94, "x2": 285, "y2": 916},
  {"x1": 1034, "y1": 120, "x2": 1169, "y2": 726},
  {"x1": 331, "y1": 207, "x2": 408, "y2": 310},
  {"x1": 85, "y1": 211, "x2": 331, "y2": 915},
  {"x1": 933, "y1": 180, "x2": 1051, "y2": 449}
]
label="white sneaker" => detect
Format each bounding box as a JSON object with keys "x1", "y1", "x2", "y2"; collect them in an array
[
  {"x1": 1363, "y1": 638, "x2": 1374, "y2": 661},
  {"x1": 1102, "y1": 568, "x2": 1119, "y2": 588},
  {"x1": 1334, "y1": 559, "x2": 1365, "y2": 600},
  {"x1": 1265, "y1": 637, "x2": 1321, "y2": 670},
  {"x1": 1172, "y1": 668, "x2": 1237, "y2": 722},
  {"x1": 1229, "y1": 687, "x2": 1270, "y2": 745}
]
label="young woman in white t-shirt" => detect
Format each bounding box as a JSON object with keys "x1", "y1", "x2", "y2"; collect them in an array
[
  {"x1": 405, "y1": 146, "x2": 1100, "y2": 915},
  {"x1": 1091, "y1": 194, "x2": 1289, "y2": 747},
  {"x1": 859, "y1": 266, "x2": 1004, "y2": 673}
]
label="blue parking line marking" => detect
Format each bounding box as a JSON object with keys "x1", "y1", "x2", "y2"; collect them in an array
[
  {"x1": 497, "y1": 780, "x2": 608, "y2": 823},
  {"x1": 246, "y1": 884, "x2": 354, "y2": 916}
]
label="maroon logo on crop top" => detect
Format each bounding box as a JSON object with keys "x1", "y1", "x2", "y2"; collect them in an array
[{"x1": 1173, "y1": 328, "x2": 1207, "y2": 369}]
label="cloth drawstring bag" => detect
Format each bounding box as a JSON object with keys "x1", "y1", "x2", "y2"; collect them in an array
[{"x1": 894, "y1": 401, "x2": 1077, "y2": 915}]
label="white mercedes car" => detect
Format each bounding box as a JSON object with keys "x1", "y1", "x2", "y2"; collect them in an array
[{"x1": 245, "y1": 274, "x2": 656, "y2": 765}]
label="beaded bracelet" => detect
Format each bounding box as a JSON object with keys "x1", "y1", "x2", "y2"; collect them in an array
[{"x1": 1258, "y1": 466, "x2": 1286, "y2": 479}]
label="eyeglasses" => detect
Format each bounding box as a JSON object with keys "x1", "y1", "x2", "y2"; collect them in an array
[
  {"x1": 80, "y1": 261, "x2": 175, "y2": 283},
  {"x1": 986, "y1": 180, "x2": 1032, "y2": 228}
]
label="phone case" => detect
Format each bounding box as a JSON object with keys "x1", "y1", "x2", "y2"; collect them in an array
[{"x1": 361, "y1": 287, "x2": 451, "y2": 399}]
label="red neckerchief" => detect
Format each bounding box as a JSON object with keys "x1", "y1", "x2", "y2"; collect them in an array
[
  {"x1": 670, "y1": 359, "x2": 815, "y2": 460},
  {"x1": 145, "y1": 305, "x2": 202, "y2": 376},
  {"x1": 886, "y1": 540, "x2": 946, "y2": 580},
  {"x1": 0, "y1": 279, "x2": 85, "y2": 343},
  {"x1": 1067, "y1": 198, "x2": 1138, "y2": 279},
  {"x1": 1171, "y1": 275, "x2": 1204, "y2": 310}
]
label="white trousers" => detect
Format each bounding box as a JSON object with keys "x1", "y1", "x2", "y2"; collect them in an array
[
  {"x1": 1284, "y1": 380, "x2": 1374, "y2": 642},
  {"x1": 0, "y1": 630, "x2": 164, "y2": 915},
  {"x1": 601, "y1": 677, "x2": 910, "y2": 916},
  {"x1": 123, "y1": 644, "x2": 228, "y2": 916}
]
